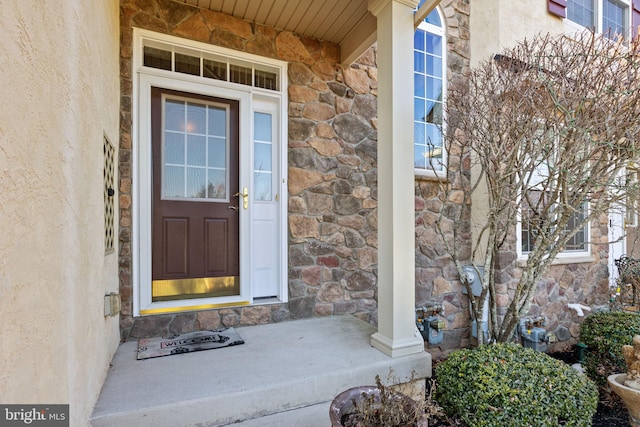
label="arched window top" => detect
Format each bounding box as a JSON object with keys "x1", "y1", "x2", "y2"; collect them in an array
[
  {"x1": 416, "y1": 1, "x2": 443, "y2": 28},
  {"x1": 425, "y1": 9, "x2": 442, "y2": 26}
]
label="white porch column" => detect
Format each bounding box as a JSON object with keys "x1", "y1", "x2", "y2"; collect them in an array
[{"x1": 368, "y1": 0, "x2": 424, "y2": 357}]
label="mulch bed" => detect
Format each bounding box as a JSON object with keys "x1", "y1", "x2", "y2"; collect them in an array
[
  {"x1": 425, "y1": 348, "x2": 629, "y2": 427},
  {"x1": 592, "y1": 400, "x2": 628, "y2": 427},
  {"x1": 547, "y1": 349, "x2": 629, "y2": 427}
]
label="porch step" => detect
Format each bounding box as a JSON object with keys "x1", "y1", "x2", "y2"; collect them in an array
[
  {"x1": 90, "y1": 315, "x2": 431, "y2": 427},
  {"x1": 222, "y1": 401, "x2": 329, "y2": 427}
]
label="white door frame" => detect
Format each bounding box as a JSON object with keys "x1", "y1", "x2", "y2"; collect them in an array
[
  {"x1": 132, "y1": 29, "x2": 288, "y2": 316},
  {"x1": 609, "y1": 204, "x2": 627, "y2": 288}
]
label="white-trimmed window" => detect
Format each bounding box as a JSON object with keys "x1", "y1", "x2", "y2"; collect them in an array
[
  {"x1": 142, "y1": 40, "x2": 280, "y2": 91},
  {"x1": 567, "y1": 0, "x2": 631, "y2": 38},
  {"x1": 414, "y1": 6, "x2": 446, "y2": 176},
  {"x1": 520, "y1": 193, "x2": 589, "y2": 256},
  {"x1": 517, "y1": 157, "x2": 590, "y2": 259}
]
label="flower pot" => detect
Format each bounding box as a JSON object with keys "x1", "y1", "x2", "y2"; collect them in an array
[
  {"x1": 329, "y1": 385, "x2": 427, "y2": 427},
  {"x1": 608, "y1": 373, "x2": 640, "y2": 427}
]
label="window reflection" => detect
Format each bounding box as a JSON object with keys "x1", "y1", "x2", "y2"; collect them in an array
[
  {"x1": 254, "y1": 112, "x2": 273, "y2": 201},
  {"x1": 162, "y1": 97, "x2": 228, "y2": 200},
  {"x1": 414, "y1": 8, "x2": 445, "y2": 172}
]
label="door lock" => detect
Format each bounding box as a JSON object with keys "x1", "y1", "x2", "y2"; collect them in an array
[{"x1": 233, "y1": 187, "x2": 249, "y2": 210}]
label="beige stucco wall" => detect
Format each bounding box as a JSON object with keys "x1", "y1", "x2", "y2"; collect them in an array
[
  {"x1": 0, "y1": 0, "x2": 120, "y2": 424},
  {"x1": 470, "y1": 0, "x2": 564, "y2": 66},
  {"x1": 468, "y1": 0, "x2": 565, "y2": 256}
]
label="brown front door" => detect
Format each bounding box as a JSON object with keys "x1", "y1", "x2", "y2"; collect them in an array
[{"x1": 151, "y1": 87, "x2": 240, "y2": 301}]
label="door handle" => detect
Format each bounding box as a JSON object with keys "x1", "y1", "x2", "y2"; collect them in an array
[
  {"x1": 233, "y1": 187, "x2": 249, "y2": 210},
  {"x1": 228, "y1": 205, "x2": 239, "y2": 211}
]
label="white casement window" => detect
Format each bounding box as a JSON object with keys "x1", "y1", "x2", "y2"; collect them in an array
[
  {"x1": 567, "y1": 0, "x2": 631, "y2": 38},
  {"x1": 414, "y1": 6, "x2": 446, "y2": 177}
]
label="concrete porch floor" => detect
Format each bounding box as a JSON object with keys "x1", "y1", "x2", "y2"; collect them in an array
[{"x1": 90, "y1": 315, "x2": 431, "y2": 427}]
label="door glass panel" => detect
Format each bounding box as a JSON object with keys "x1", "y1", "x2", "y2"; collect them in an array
[
  {"x1": 162, "y1": 97, "x2": 228, "y2": 200},
  {"x1": 208, "y1": 137, "x2": 226, "y2": 168},
  {"x1": 187, "y1": 135, "x2": 206, "y2": 167},
  {"x1": 165, "y1": 100, "x2": 185, "y2": 131},
  {"x1": 187, "y1": 167, "x2": 206, "y2": 197},
  {"x1": 187, "y1": 103, "x2": 207, "y2": 133},
  {"x1": 208, "y1": 107, "x2": 227, "y2": 137},
  {"x1": 165, "y1": 132, "x2": 184, "y2": 164},
  {"x1": 163, "y1": 165, "x2": 184, "y2": 197},
  {"x1": 208, "y1": 169, "x2": 226, "y2": 199},
  {"x1": 255, "y1": 112, "x2": 272, "y2": 141},
  {"x1": 255, "y1": 143, "x2": 272, "y2": 171},
  {"x1": 254, "y1": 112, "x2": 273, "y2": 201}
]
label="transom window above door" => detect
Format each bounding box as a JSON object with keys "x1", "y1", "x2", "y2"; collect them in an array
[{"x1": 143, "y1": 40, "x2": 280, "y2": 91}]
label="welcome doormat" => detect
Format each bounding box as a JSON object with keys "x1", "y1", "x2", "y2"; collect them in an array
[{"x1": 137, "y1": 327, "x2": 244, "y2": 360}]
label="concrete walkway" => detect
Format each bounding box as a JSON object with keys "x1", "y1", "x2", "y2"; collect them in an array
[{"x1": 90, "y1": 315, "x2": 431, "y2": 427}]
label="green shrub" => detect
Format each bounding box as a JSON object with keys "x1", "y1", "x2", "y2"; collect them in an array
[
  {"x1": 579, "y1": 310, "x2": 640, "y2": 386},
  {"x1": 435, "y1": 343, "x2": 598, "y2": 427}
]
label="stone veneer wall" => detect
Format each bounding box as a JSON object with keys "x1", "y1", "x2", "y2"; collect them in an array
[
  {"x1": 119, "y1": 0, "x2": 382, "y2": 339},
  {"x1": 413, "y1": 0, "x2": 472, "y2": 358},
  {"x1": 418, "y1": 191, "x2": 610, "y2": 359},
  {"x1": 119, "y1": 0, "x2": 606, "y2": 352}
]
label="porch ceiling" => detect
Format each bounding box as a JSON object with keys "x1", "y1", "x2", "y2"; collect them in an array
[{"x1": 171, "y1": 0, "x2": 377, "y2": 65}]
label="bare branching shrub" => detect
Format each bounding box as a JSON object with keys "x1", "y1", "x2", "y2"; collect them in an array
[{"x1": 438, "y1": 31, "x2": 640, "y2": 343}]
